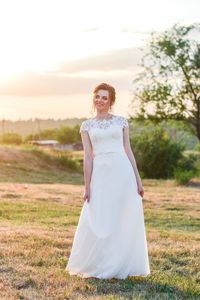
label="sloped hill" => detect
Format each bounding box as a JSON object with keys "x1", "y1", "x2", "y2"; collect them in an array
[{"x1": 0, "y1": 145, "x2": 82, "y2": 184}]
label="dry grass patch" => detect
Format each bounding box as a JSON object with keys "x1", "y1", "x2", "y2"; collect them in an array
[{"x1": 0, "y1": 181, "x2": 199, "y2": 299}]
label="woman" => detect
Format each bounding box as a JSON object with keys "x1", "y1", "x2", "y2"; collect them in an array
[{"x1": 66, "y1": 83, "x2": 150, "y2": 279}]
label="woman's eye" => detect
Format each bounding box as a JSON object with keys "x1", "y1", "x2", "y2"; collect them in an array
[
  {"x1": 95, "y1": 95, "x2": 100, "y2": 99},
  {"x1": 102, "y1": 97, "x2": 108, "y2": 100}
]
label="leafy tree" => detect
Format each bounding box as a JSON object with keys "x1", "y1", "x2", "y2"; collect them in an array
[{"x1": 131, "y1": 23, "x2": 200, "y2": 141}]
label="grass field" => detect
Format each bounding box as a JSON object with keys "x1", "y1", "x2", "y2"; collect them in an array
[
  {"x1": 0, "y1": 180, "x2": 200, "y2": 300},
  {"x1": 0, "y1": 145, "x2": 200, "y2": 299}
]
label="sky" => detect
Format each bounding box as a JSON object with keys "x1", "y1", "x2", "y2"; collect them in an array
[{"x1": 0, "y1": 0, "x2": 199, "y2": 120}]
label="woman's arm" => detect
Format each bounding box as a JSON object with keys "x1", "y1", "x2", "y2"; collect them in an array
[
  {"x1": 80, "y1": 131, "x2": 93, "y2": 191},
  {"x1": 123, "y1": 125, "x2": 144, "y2": 196}
]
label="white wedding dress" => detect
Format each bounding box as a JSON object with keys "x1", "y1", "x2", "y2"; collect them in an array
[{"x1": 65, "y1": 114, "x2": 150, "y2": 279}]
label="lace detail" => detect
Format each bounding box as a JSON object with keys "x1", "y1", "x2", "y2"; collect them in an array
[{"x1": 79, "y1": 115, "x2": 128, "y2": 133}]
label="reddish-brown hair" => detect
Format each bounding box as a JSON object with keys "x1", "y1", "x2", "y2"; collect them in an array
[{"x1": 93, "y1": 83, "x2": 116, "y2": 106}]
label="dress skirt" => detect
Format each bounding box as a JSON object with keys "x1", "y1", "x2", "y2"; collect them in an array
[{"x1": 66, "y1": 151, "x2": 150, "y2": 279}]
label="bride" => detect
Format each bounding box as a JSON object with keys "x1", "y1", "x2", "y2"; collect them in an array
[{"x1": 66, "y1": 83, "x2": 150, "y2": 279}]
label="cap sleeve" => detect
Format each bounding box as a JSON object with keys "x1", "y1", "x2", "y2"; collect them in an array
[
  {"x1": 79, "y1": 120, "x2": 90, "y2": 133},
  {"x1": 122, "y1": 117, "x2": 129, "y2": 129}
]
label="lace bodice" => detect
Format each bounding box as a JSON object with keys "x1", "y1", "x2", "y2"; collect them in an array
[
  {"x1": 79, "y1": 115, "x2": 128, "y2": 132},
  {"x1": 79, "y1": 115, "x2": 129, "y2": 157}
]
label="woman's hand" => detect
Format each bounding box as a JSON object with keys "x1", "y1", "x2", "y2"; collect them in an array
[
  {"x1": 137, "y1": 179, "x2": 144, "y2": 198},
  {"x1": 83, "y1": 187, "x2": 90, "y2": 202}
]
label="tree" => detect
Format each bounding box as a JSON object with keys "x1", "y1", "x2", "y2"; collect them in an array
[{"x1": 131, "y1": 23, "x2": 200, "y2": 141}]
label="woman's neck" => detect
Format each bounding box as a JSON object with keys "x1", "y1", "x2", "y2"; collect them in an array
[{"x1": 95, "y1": 112, "x2": 111, "y2": 120}]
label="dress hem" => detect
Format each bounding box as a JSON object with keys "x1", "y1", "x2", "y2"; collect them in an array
[{"x1": 65, "y1": 268, "x2": 151, "y2": 280}]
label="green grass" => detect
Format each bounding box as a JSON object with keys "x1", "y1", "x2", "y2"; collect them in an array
[
  {"x1": 0, "y1": 180, "x2": 199, "y2": 299},
  {"x1": 0, "y1": 161, "x2": 82, "y2": 184}
]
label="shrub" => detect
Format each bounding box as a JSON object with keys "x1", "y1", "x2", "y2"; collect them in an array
[
  {"x1": 58, "y1": 155, "x2": 81, "y2": 172},
  {"x1": 24, "y1": 128, "x2": 58, "y2": 142},
  {"x1": 175, "y1": 153, "x2": 198, "y2": 173},
  {"x1": 56, "y1": 126, "x2": 79, "y2": 144},
  {"x1": 173, "y1": 153, "x2": 198, "y2": 185},
  {"x1": 173, "y1": 169, "x2": 193, "y2": 185},
  {"x1": 130, "y1": 127, "x2": 184, "y2": 179},
  {"x1": 0, "y1": 133, "x2": 22, "y2": 145},
  {"x1": 195, "y1": 143, "x2": 200, "y2": 152}
]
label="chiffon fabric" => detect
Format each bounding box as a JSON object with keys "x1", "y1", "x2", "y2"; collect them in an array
[{"x1": 66, "y1": 114, "x2": 150, "y2": 279}]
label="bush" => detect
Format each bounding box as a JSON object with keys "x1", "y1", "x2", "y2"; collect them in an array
[
  {"x1": 130, "y1": 127, "x2": 184, "y2": 179},
  {"x1": 173, "y1": 153, "x2": 198, "y2": 185},
  {"x1": 195, "y1": 143, "x2": 200, "y2": 152},
  {"x1": 173, "y1": 169, "x2": 193, "y2": 185},
  {"x1": 175, "y1": 153, "x2": 198, "y2": 172},
  {"x1": 56, "y1": 126, "x2": 79, "y2": 144},
  {"x1": 58, "y1": 155, "x2": 81, "y2": 172},
  {"x1": 24, "y1": 128, "x2": 58, "y2": 142},
  {"x1": 0, "y1": 133, "x2": 22, "y2": 145}
]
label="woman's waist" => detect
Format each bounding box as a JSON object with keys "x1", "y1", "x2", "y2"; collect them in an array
[{"x1": 93, "y1": 149, "x2": 126, "y2": 157}]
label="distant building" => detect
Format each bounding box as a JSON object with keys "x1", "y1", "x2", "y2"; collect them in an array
[
  {"x1": 29, "y1": 140, "x2": 59, "y2": 146},
  {"x1": 29, "y1": 139, "x2": 83, "y2": 151}
]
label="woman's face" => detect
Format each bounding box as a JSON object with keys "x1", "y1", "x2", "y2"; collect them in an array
[{"x1": 93, "y1": 89, "x2": 111, "y2": 112}]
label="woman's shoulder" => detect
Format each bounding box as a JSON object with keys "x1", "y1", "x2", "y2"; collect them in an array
[
  {"x1": 79, "y1": 119, "x2": 91, "y2": 133},
  {"x1": 113, "y1": 114, "x2": 129, "y2": 128}
]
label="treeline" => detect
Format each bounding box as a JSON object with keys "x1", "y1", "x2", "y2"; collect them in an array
[
  {"x1": 0, "y1": 119, "x2": 198, "y2": 147},
  {"x1": 0, "y1": 124, "x2": 81, "y2": 145},
  {"x1": 0, "y1": 117, "x2": 85, "y2": 137}
]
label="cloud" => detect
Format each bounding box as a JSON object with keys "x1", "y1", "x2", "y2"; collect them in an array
[
  {"x1": 0, "y1": 46, "x2": 145, "y2": 97},
  {"x1": 56, "y1": 47, "x2": 144, "y2": 74}
]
